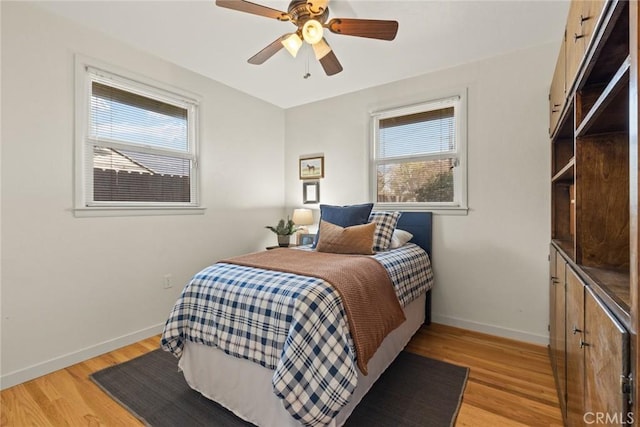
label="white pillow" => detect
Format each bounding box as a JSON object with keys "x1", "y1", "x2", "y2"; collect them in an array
[{"x1": 389, "y1": 229, "x2": 413, "y2": 249}]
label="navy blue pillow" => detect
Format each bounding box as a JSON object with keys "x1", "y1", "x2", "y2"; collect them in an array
[{"x1": 312, "y1": 203, "x2": 374, "y2": 248}]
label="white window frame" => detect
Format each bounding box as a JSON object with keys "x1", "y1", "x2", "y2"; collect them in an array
[
  {"x1": 74, "y1": 55, "x2": 204, "y2": 217},
  {"x1": 370, "y1": 90, "x2": 468, "y2": 215}
]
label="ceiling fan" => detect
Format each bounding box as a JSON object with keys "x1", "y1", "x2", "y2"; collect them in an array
[{"x1": 215, "y1": 0, "x2": 399, "y2": 76}]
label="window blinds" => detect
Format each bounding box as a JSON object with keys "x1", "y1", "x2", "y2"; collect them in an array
[
  {"x1": 378, "y1": 107, "x2": 455, "y2": 159},
  {"x1": 90, "y1": 82, "x2": 188, "y2": 152}
]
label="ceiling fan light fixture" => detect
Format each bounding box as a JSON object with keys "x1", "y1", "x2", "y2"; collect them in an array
[
  {"x1": 215, "y1": 0, "x2": 400, "y2": 76},
  {"x1": 302, "y1": 19, "x2": 324, "y2": 44},
  {"x1": 282, "y1": 33, "x2": 303, "y2": 57}
]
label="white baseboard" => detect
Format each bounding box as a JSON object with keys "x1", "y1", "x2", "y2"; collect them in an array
[
  {"x1": 0, "y1": 323, "x2": 164, "y2": 390},
  {"x1": 1, "y1": 317, "x2": 548, "y2": 390},
  {"x1": 431, "y1": 313, "x2": 549, "y2": 346}
]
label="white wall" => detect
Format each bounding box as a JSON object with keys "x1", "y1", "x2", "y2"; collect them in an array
[
  {"x1": 2, "y1": 1, "x2": 558, "y2": 390},
  {"x1": 285, "y1": 43, "x2": 555, "y2": 344},
  {"x1": 1, "y1": 2, "x2": 286, "y2": 388}
]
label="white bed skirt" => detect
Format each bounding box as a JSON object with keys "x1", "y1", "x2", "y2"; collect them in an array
[{"x1": 179, "y1": 292, "x2": 426, "y2": 427}]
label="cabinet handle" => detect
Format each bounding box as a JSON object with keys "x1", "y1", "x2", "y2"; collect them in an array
[
  {"x1": 580, "y1": 339, "x2": 590, "y2": 348},
  {"x1": 574, "y1": 33, "x2": 585, "y2": 42},
  {"x1": 572, "y1": 326, "x2": 582, "y2": 334},
  {"x1": 580, "y1": 14, "x2": 591, "y2": 25}
]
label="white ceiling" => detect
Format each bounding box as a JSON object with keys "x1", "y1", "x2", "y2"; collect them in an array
[{"x1": 35, "y1": 0, "x2": 570, "y2": 109}]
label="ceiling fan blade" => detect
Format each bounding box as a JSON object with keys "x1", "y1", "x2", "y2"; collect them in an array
[
  {"x1": 248, "y1": 36, "x2": 286, "y2": 65},
  {"x1": 312, "y1": 38, "x2": 331, "y2": 60},
  {"x1": 307, "y1": 0, "x2": 329, "y2": 15},
  {"x1": 326, "y1": 18, "x2": 399, "y2": 40},
  {"x1": 216, "y1": 0, "x2": 290, "y2": 21},
  {"x1": 316, "y1": 44, "x2": 343, "y2": 76}
]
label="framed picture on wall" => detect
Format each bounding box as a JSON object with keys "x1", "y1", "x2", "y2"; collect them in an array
[
  {"x1": 299, "y1": 156, "x2": 324, "y2": 180},
  {"x1": 303, "y1": 181, "x2": 320, "y2": 204}
]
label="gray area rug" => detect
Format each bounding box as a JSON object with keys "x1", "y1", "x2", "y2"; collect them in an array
[{"x1": 90, "y1": 348, "x2": 468, "y2": 427}]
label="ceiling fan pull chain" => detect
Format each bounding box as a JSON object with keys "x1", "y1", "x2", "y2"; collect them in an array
[{"x1": 303, "y1": 48, "x2": 311, "y2": 79}]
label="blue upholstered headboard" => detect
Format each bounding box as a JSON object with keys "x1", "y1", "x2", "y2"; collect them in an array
[{"x1": 395, "y1": 212, "x2": 433, "y2": 257}]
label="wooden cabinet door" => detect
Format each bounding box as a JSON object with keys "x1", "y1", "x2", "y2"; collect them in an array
[
  {"x1": 564, "y1": 0, "x2": 606, "y2": 96},
  {"x1": 550, "y1": 249, "x2": 567, "y2": 415},
  {"x1": 583, "y1": 287, "x2": 630, "y2": 426},
  {"x1": 566, "y1": 268, "x2": 585, "y2": 426},
  {"x1": 580, "y1": 0, "x2": 607, "y2": 54},
  {"x1": 566, "y1": 0, "x2": 586, "y2": 89},
  {"x1": 550, "y1": 245, "x2": 558, "y2": 360},
  {"x1": 550, "y1": 245, "x2": 557, "y2": 334},
  {"x1": 550, "y1": 37, "x2": 566, "y2": 135}
]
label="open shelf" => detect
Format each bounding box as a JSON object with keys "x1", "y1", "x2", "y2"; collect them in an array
[
  {"x1": 578, "y1": 0, "x2": 629, "y2": 92},
  {"x1": 552, "y1": 184, "x2": 575, "y2": 249},
  {"x1": 575, "y1": 132, "x2": 629, "y2": 269},
  {"x1": 552, "y1": 157, "x2": 575, "y2": 183},
  {"x1": 552, "y1": 105, "x2": 575, "y2": 182},
  {"x1": 552, "y1": 240, "x2": 630, "y2": 326},
  {"x1": 580, "y1": 265, "x2": 630, "y2": 317},
  {"x1": 553, "y1": 239, "x2": 575, "y2": 261},
  {"x1": 577, "y1": 57, "x2": 630, "y2": 136}
]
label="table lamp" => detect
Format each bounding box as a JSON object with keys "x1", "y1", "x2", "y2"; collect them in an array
[{"x1": 292, "y1": 208, "x2": 314, "y2": 244}]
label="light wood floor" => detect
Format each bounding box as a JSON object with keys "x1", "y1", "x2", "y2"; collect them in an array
[
  {"x1": 406, "y1": 324, "x2": 563, "y2": 427},
  {"x1": 1, "y1": 323, "x2": 563, "y2": 426}
]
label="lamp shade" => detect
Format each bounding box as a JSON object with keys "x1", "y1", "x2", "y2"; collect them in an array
[
  {"x1": 292, "y1": 208, "x2": 314, "y2": 226},
  {"x1": 282, "y1": 33, "x2": 303, "y2": 58},
  {"x1": 302, "y1": 19, "x2": 324, "y2": 45}
]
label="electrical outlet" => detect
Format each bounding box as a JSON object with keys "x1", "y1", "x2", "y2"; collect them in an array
[{"x1": 163, "y1": 274, "x2": 173, "y2": 289}]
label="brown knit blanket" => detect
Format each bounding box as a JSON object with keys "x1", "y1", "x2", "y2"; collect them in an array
[{"x1": 221, "y1": 248, "x2": 406, "y2": 374}]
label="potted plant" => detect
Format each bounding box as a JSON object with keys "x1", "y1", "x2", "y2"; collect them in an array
[{"x1": 266, "y1": 217, "x2": 300, "y2": 247}]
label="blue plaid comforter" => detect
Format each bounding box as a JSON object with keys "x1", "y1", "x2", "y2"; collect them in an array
[{"x1": 161, "y1": 243, "x2": 433, "y2": 426}]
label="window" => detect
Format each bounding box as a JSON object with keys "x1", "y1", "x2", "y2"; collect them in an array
[
  {"x1": 75, "y1": 58, "x2": 201, "y2": 215},
  {"x1": 371, "y1": 93, "x2": 467, "y2": 213}
]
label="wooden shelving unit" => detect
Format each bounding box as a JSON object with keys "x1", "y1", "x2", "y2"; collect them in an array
[
  {"x1": 550, "y1": 0, "x2": 630, "y2": 318},
  {"x1": 548, "y1": 0, "x2": 637, "y2": 423}
]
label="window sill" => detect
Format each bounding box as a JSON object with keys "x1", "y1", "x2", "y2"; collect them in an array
[
  {"x1": 72, "y1": 206, "x2": 206, "y2": 218},
  {"x1": 373, "y1": 203, "x2": 468, "y2": 216}
]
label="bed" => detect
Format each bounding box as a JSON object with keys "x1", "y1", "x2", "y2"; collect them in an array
[{"x1": 161, "y1": 210, "x2": 433, "y2": 427}]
